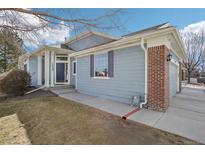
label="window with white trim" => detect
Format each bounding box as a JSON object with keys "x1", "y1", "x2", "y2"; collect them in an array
[
  {"x1": 56, "y1": 54, "x2": 68, "y2": 62},
  {"x1": 72, "y1": 61, "x2": 76, "y2": 75},
  {"x1": 94, "y1": 52, "x2": 108, "y2": 77}
]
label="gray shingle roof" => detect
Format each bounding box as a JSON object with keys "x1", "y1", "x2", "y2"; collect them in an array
[{"x1": 123, "y1": 22, "x2": 173, "y2": 37}]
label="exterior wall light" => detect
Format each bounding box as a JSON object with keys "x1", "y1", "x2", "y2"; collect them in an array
[{"x1": 167, "y1": 53, "x2": 172, "y2": 61}]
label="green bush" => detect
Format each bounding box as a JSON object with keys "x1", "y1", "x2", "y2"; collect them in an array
[{"x1": 0, "y1": 69, "x2": 31, "y2": 96}]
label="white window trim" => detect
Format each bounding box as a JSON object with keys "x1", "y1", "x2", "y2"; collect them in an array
[
  {"x1": 72, "y1": 61, "x2": 76, "y2": 76},
  {"x1": 54, "y1": 55, "x2": 70, "y2": 85},
  {"x1": 93, "y1": 52, "x2": 109, "y2": 79},
  {"x1": 93, "y1": 77, "x2": 110, "y2": 79},
  {"x1": 56, "y1": 55, "x2": 69, "y2": 63}
]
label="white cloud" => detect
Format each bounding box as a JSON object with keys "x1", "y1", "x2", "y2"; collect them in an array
[
  {"x1": 22, "y1": 22, "x2": 70, "y2": 49},
  {"x1": 180, "y1": 21, "x2": 205, "y2": 34},
  {"x1": 0, "y1": 10, "x2": 70, "y2": 50},
  {"x1": 180, "y1": 21, "x2": 205, "y2": 47}
]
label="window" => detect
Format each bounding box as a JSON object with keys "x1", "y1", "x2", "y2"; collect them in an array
[
  {"x1": 72, "y1": 61, "x2": 76, "y2": 75},
  {"x1": 94, "y1": 53, "x2": 108, "y2": 77},
  {"x1": 56, "y1": 56, "x2": 68, "y2": 61}
]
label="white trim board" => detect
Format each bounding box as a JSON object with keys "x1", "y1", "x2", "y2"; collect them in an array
[
  {"x1": 69, "y1": 27, "x2": 186, "y2": 61},
  {"x1": 75, "y1": 57, "x2": 78, "y2": 90},
  {"x1": 72, "y1": 60, "x2": 76, "y2": 76}
]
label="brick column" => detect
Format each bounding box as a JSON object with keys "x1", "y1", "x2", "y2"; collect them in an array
[{"x1": 147, "y1": 45, "x2": 169, "y2": 112}]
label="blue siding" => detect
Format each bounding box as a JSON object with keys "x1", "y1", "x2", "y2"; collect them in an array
[
  {"x1": 29, "y1": 56, "x2": 38, "y2": 86},
  {"x1": 70, "y1": 57, "x2": 76, "y2": 86},
  {"x1": 171, "y1": 50, "x2": 179, "y2": 61},
  {"x1": 76, "y1": 45, "x2": 145, "y2": 104},
  {"x1": 68, "y1": 34, "x2": 113, "y2": 51}
]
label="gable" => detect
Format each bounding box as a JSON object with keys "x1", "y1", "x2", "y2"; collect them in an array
[{"x1": 67, "y1": 34, "x2": 116, "y2": 51}]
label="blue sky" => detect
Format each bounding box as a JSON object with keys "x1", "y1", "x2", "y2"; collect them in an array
[
  {"x1": 34, "y1": 8, "x2": 205, "y2": 35},
  {"x1": 24, "y1": 8, "x2": 205, "y2": 51},
  {"x1": 75, "y1": 8, "x2": 205, "y2": 36}
]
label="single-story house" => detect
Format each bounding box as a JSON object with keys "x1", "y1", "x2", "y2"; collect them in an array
[{"x1": 19, "y1": 23, "x2": 186, "y2": 111}]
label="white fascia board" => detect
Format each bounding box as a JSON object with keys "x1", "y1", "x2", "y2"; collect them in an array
[
  {"x1": 31, "y1": 46, "x2": 46, "y2": 56},
  {"x1": 69, "y1": 27, "x2": 186, "y2": 62},
  {"x1": 31, "y1": 45, "x2": 74, "y2": 56},
  {"x1": 172, "y1": 29, "x2": 187, "y2": 60},
  {"x1": 69, "y1": 27, "x2": 175, "y2": 57},
  {"x1": 70, "y1": 39, "x2": 141, "y2": 58}
]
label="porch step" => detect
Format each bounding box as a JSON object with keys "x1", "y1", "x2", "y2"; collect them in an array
[
  {"x1": 49, "y1": 85, "x2": 74, "y2": 90},
  {"x1": 49, "y1": 85, "x2": 76, "y2": 95}
]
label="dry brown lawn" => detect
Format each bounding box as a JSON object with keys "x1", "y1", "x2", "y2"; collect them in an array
[{"x1": 0, "y1": 90, "x2": 199, "y2": 145}]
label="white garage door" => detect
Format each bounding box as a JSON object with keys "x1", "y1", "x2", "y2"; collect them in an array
[{"x1": 169, "y1": 63, "x2": 178, "y2": 98}]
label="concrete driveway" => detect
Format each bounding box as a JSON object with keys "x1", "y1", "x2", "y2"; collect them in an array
[
  {"x1": 159, "y1": 87, "x2": 205, "y2": 144},
  {"x1": 52, "y1": 86, "x2": 205, "y2": 144},
  {"x1": 129, "y1": 86, "x2": 205, "y2": 144}
]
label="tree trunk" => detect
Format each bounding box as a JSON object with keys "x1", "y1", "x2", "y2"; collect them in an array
[{"x1": 187, "y1": 71, "x2": 191, "y2": 84}]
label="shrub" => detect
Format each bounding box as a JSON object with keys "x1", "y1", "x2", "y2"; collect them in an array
[{"x1": 0, "y1": 69, "x2": 31, "y2": 96}]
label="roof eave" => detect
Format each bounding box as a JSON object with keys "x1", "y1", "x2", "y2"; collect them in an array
[
  {"x1": 171, "y1": 28, "x2": 187, "y2": 61},
  {"x1": 31, "y1": 45, "x2": 75, "y2": 56},
  {"x1": 70, "y1": 27, "x2": 176, "y2": 57}
]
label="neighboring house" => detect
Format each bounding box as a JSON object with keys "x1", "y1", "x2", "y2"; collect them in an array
[{"x1": 19, "y1": 23, "x2": 186, "y2": 111}]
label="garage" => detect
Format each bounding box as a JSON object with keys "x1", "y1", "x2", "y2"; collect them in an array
[{"x1": 169, "y1": 62, "x2": 178, "y2": 98}]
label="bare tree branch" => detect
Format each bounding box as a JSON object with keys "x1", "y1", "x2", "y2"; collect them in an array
[
  {"x1": 0, "y1": 8, "x2": 125, "y2": 48},
  {"x1": 0, "y1": 8, "x2": 123, "y2": 28},
  {"x1": 181, "y1": 31, "x2": 205, "y2": 83}
]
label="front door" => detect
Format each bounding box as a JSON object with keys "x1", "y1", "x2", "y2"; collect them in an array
[{"x1": 56, "y1": 63, "x2": 66, "y2": 83}]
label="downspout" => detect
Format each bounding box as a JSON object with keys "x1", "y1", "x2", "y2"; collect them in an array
[{"x1": 140, "y1": 38, "x2": 148, "y2": 108}]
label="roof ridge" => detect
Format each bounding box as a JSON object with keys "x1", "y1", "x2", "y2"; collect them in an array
[{"x1": 64, "y1": 30, "x2": 119, "y2": 45}]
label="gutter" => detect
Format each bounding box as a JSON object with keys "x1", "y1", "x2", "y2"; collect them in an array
[
  {"x1": 140, "y1": 38, "x2": 148, "y2": 108},
  {"x1": 69, "y1": 27, "x2": 175, "y2": 57}
]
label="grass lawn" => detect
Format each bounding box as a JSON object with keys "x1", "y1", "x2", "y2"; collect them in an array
[{"x1": 0, "y1": 90, "x2": 198, "y2": 145}]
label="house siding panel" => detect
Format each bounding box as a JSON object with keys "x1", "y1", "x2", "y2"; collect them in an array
[
  {"x1": 68, "y1": 34, "x2": 114, "y2": 51},
  {"x1": 76, "y1": 45, "x2": 145, "y2": 104},
  {"x1": 29, "y1": 56, "x2": 38, "y2": 86}
]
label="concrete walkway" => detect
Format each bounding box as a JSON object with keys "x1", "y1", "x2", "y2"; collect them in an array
[
  {"x1": 129, "y1": 87, "x2": 205, "y2": 144},
  {"x1": 50, "y1": 86, "x2": 137, "y2": 117},
  {"x1": 51, "y1": 86, "x2": 205, "y2": 144},
  {"x1": 60, "y1": 92, "x2": 137, "y2": 117}
]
